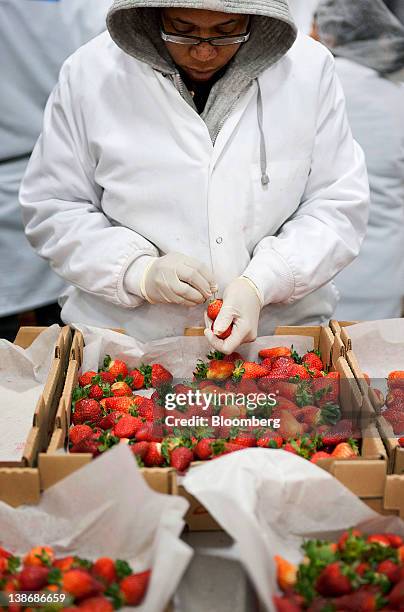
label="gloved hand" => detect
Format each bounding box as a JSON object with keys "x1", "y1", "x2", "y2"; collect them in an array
[
  {"x1": 141, "y1": 252, "x2": 217, "y2": 306},
  {"x1": 204, "y1": 277, "x2": 263, "y2": 354}
]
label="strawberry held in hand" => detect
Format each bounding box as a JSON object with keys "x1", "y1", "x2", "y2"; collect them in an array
[{"x1": 207, "y1": 298, "x2": 234, "y2": 339}]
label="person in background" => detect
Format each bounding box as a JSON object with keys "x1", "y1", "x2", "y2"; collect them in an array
[
  {"x1": 316, "y1": 0, "x2": 404, "y2": 320},
  {"x1": 0, "y1": 0, "x2": 111, "y2": 341}
]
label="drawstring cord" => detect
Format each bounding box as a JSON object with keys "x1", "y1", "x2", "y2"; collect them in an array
[{"x1": 257, "y1": 81, "x2": 270, "y2": 186}]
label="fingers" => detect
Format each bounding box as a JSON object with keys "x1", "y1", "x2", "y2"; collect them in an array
[
  {"x1": 212, "y1": 307, "x2": 234, "y2": 335},
  {"x1": 178, "y1": 263, "x2": 213, "y2": 300},
  {"x1": 204, "y1": 328, "x2": 227, "y2": 352}
]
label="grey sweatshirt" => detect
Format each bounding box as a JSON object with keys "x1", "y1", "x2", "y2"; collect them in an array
[{"x1": 107, "y1": 0, "x2": 297, "y2": 140}]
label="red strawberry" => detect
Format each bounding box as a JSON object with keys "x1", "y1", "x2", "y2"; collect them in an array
[
  {"x1": 99, "y1": 411, "x2": 125, "y2": 430},
  {"x1": 302, "y1": 351, "x2": 324, "y2": 371},
  {"x1": 315, "y1": 562, "x2": 353, "y2": 597},
  {"x1": 212, "y1": 441, "x2": 242, "y2": 457},
  {"x1": 211, "y1": 320, "x2": 233, "y2": 340},
  {"x1": 257, "y1": 434, "x2": 283, "y2": 449},
  {"x1": 388, "y1": 371, "x2": 404, "y2": 389},
  {"x1": 367, "y1": 534, "x2": 391, "y2": 547},
  {"x1": 233, "y1": 360, "x2": 268, "y2": 380},
  {"x1": 388, "y1": 579, "x2": 404, "y2": 608},
  {"x1": 207, "y1": 299, "x2": 223, "y2": 321},
  {"x1": 378, "y1": 560, "x2": 400, "y2": 583},
  {"x1": 19, "y1": 566, "x2": 49, "y2": 591},
  {"x1": 194, "y1": 438, "x2": 215, "y2": 460},
  {"x1": 0, "y1": 547, "x2": 12, "y2": 559},
  {"x1": 144, "y1": 442, "x2": 164, "y2": 466},
  {"x1": 310, "y1": 451, "x2": 331, "y2": 463},
  {"x1": 78, "y1": 371, "x2": 97, "y2": 387},
  {"x1": 259, "y1": 347, "x2": 291, "y2": 360},
  {"x1": 78, "y1": 596, "x2": 114, "y2": 612},
  {"x1": 230, "y1": 432, "x2": 256, "y2": 448},
  {"x1": 69, "y1": 424, "x2": 93, "y2": 446},
  {"x1": 53, "y1": 556, "x2": 76, "y2": 571},
  {"x1": 195, "y1": 359, "x2": 234, "y2": 381},
  {"x1": 260, "y1": 357, "x2": 273, "y2": 370},
  {"x1": 120, "y1": 570, "x2": 150, "y2": 605},
  {"x1": 104, "y1": 396, "x2": 137, "y2": 413},
  {"x1": 331, "y1": 442, "x2": 358, "y2": 459},
  {"x1": 170, "y1": 446, "x2": 193, "y2": 472},
  {"x1": 151, "y1": 364, "x2": 173, "y2": 387},
  {"x1": 62, "y1": 569, "x2": 101, "y2": 599},
  {"x1": 99, "y1": 371, "x2": 115, "y2": 385},
  {"x1": 70, "y1": 436, "x2": 100, "y2": 456},
  {"x1": 114, "y1": 415, "x2": 143, "y2": 439},
  {"x1": 272, "y1": 595, "x2": 301, "y2": 612},
  {"x1": 332, "y1": 588, "x2": 378, "y2": 612},
  {"x1": 386, "y1": 388, "x2": 404, "y2": 408},
  {"x1": 111, "y1": 381, "x2": 132, "y2": 397},
  {"x1": 92, "y1": 558, "x2": 116, "y2": 585},
  {"x1": 88, "y1": 385, "x2": 104, "y2": 401},
  {"x1": 287, "y1": 363, "x2": 311, "y2": 380},
  {"x1": 73, "y1": 399, "x2": 102, "y2": 426},
  {"x1": 313, "y1": 372, "x2": 340, "y2": 406},
  {"x1": 130, "y1": 441, "x2": 149, "y2": 459},
  {"x1": 128, "y1": 369, "x2": 145, "y2": 390},
  {"x1": 136, "y1": 422, "x2": 154, "y2": 442},
  {"x1": 106, "y1": 358, "x2": 128, "y2": 379},
  {"x1": 223, "y1": 352, "x2": 243, "y2": 363},
  {"x1": 385, "y1": 533, "x2": 403, "y2": 548},
  {"x1": 137, "y1": 398, "x2": 157, "y2": 422},
  {"x1": 337, "y1": 529, "x2": 362, "y2": 551}
]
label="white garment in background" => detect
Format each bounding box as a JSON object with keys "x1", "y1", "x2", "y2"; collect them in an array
[
  {"x1": 288, "y1": 0, "x2": 319, "y2": 33},
  {"x1": 0, "y1": 0, "x2": 111, "y2": 316},
  {"x1": 334, "y1": 58, "x2": 404, "y2": 320},
  {"x1": 20, "y1": 33, "x2": 369, "y2": 341}
]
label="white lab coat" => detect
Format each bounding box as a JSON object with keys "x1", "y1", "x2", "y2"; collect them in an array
[
  {"x1": 20, "y1": 32, "x2": 369, "y2": 341},
  {"x1": 0, "y1": 0, "x2": 110, "y2": 316},
  {"x1": 334, "y1": 58, "x2": 404, "y2": 320},
  {"x1": 288, "y1": 0, "x2": 319, "y2": 34}
]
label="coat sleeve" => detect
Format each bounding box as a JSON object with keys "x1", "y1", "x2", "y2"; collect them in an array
[
  {"x1": 19, "y1": 62, "x2": 159, "y2": 309},
  {"x1": 243, "y1": 54, "x2": 370, "y2": 307}
]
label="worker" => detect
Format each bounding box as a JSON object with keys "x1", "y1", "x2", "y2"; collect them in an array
[
  {"x1": 316, "y1": 0, "x2": 404, "y2": 320},
  {"x1": 0, "y1": 0, "x2": 111, "y2": 341},
  {"x1": 20, "y1": 0, "x2": 369, "y2": 353}
]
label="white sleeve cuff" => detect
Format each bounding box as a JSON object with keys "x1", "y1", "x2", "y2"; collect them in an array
[
  {"x1": 243, "y1": 249, "x2": 295, "y2": 306},
  {"x1": 123, "y1": 255, "x2": 157, "y2": 299}
]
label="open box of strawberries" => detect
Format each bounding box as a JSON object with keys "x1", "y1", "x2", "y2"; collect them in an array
[
  {"x1": 274, "y1": 529, "x2": 404, "y2": 611},
  {"x1": 0, "y1": 545, "x2": 150, "y2": 611},
  {"x1": 67, "y1": 341, "x2": 366, "y2": 471}
]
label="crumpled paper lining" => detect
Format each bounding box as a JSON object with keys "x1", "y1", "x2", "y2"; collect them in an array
[
  {"x1": 0, "y1": 445, "x2": 192, "y2": 612},
  {"x1": 0, "y1": 325, "x2": 61, "y2": 463},
  {"x1": 182, "y1": 448, "x2": 404, "y2": 611}
]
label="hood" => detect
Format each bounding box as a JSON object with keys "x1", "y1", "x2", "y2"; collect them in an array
[
  {"x1": 107, "y1": 0, "x2": 297, "y2": 76},
  {"x1": 317, "y1": 0, "x2": 404, "y2": 75}
]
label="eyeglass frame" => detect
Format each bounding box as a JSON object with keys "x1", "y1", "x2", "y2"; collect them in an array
[{"x1": 160, "y1": 23, "x2": 251, "y2": 46}]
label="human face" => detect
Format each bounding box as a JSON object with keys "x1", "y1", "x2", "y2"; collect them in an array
[{"x1": 161, "y1": 8, "x2": 250, "y2": 82}]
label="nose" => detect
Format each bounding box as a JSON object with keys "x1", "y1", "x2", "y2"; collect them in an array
[{"x1": 190, "y1": 42, "x2": 218, "y2": 62}]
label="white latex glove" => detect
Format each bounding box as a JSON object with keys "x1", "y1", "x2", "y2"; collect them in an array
[
  {"x1": 141, "y1": 252, "x2": 217, "y2": 306},
  {"x1": 204, "y1": 277, "x2": 263, "y2": 354}
]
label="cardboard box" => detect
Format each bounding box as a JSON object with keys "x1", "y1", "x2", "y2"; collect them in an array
[{"x1": 0, "y1": 326, "x2": 72, "y2": 506}]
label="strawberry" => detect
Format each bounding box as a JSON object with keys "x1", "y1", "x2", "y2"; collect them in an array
[
  {"x1": 223, "y1": 352, "x2": 243, "y2": 362},
  {"x1": 232, "y1": 360, "x2": 268, "y2": 380},
  {"x1": 279, "y1": 412, "x2": 305, "y2": 438},
  {"x1": 70, "y1": 436, "x2": 100, "y2": 456},
  {"x1": 385, "y1": 533, "x2": 403, "y2": 548},
  {"x1": 69, "y1": 424, "x2": 93, "y2": 446},
  {"x1": 297, "y1": 406, "x2": 321, "y2": 426},
  {"x1": 331, "y1": 441, "x2": 359, "y2": 459},
  {"x1": 310, "y1": 451, "x2": 332, "y2": 463},
  {"x1": 315, "y1": 562, "x2": 353, "y2": 597},
  {"x1": 62, "y1": 569, "x2": 101, "y2": 599},
  {"x1": 104, "y1": 396, "x2": 137, "y2": 413},
  {"x1": 78, "y1": 371, "x2": 97, "y2": 387},
  {"x1": 207, "y1": 299, "x2": 223, "y2": 321},
  {"x1": 272, "y1": 381, "x2": 299, "y2": 401},
  {"x1": 88, "y1": 385, "x2": 104, "y2": 401},
  {"x1": 24, "y1": 546, "x2": 54, "y2": 567},
  {"x1": 0, "y1": 547, "x2": 12, "y2": 559},
  {"x1": 337, "y1": 529, "x2": 363, "y2": 550},
  {"x1": 321, "y1": 420, "x2": 356, "y2": 446},
  {"x1": 275, "y1": 555, "x2": 297, "y2": 591},
  {"x1": 111, "y1": 381, "x2": 132, "y2": 397},
  {"x1": 332, "y1": 589, "x2": 379, "y2": 611},
  {"x1": 386, "y1": 388, "x2": 404, "y2": 408},
  {"x1": 128, "y1": 369, "x2": 144, "y2": 390},
  {"x1": 136, "y1": 423, "x2": 154, "y2": 442},
  {"x1": 388, "y1": 579, "x2": 404, "y2": 607},
  {"x1": 313, "y1": 372, "x2": 340, "y2": 406},
  {"x1": 257, "y1": 434, "x2": 283, "y2": 448},
  {"x1": 130, "y1": 441, "x2": 149, "y2": 459},
  {"x1": 195, "y1": 359, "x2": 234, "y2": 381},
  {"x1": 213, "y1": 440, "x2": 243, "y2": 457},
  {"x1": 230, "y1": 432, "x2": 256, "y2": 448},
  {"x1": 259, "y1": 347, "x2": 291, "y2": 360},
  {"x1": 260, "y1": 357, "x2": 273, "y2": 370},
  {"x1": 113, "y1": 415, "x2": 143, "y2": 439},
  {"x1": 388, "y1": 371, "x2": 404, "y2": 389},
  {"x1": 120, "y1": 570, "x2": 150, "y2": 605},
  {"x1": 378, "y1": 560, "x2": 401, "y2": 583},
  {"x1": 170, "y1": 446, "x2": 193, "y2": 471},
  {"x1": 19, "y1": 566, "x2": 49, "y2": 590},
  {"x1": 302, "y1": 351, "x2": 324, "y2": 371},
  {"x1": 144, "y1": 442, "x2": 164, "y2": 466},
  {"x1": 151, "y1": 364, "x2": 173, "y2": 388},
  {"x1": 211, "y1": 320, "x2": 233, "y2": 340},
  {"x1": 137, "y1": 397, "x2": 157, "y2": 422},
  {"x1": 367, "y1": 534, "x2": 391, "y2": 547},
  {"x1": 53, "y1": 556, "x2": 75, "y2": 571},
  {"x1": 73, "y1": 399, "x2": 102, "y2": 426},
  {"x1": 92, "y1": 558, "x2": 116, "y2": 585},
  {"x1": 99, "y1": 411, "x2": 125, "y2": 430},
  {"x1": 104, "y1": 357, "x2": 128, "y2": 380},
  {"x1": 287, "y1": 363, "x2": 311, "y2": 380},
  {"x1": 272, "y1": 595, "x2": 301, "y2": 612},
  {"x1": 194, "y1": 438, "x2": 215, "y2": 460},
  {"x1": 233, "y1": 379, "x2": 259, "y2": 395},
  {"x1": 78, "y1": 596, "x2": 114, "y2": 612},
  {"x1": 98, "y1": 371, "x2": 115, "y2": 385}
]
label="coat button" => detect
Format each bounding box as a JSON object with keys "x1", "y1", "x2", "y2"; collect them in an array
[{"x1": 216, "y1": 237, "x2": 223, "y2": 244}]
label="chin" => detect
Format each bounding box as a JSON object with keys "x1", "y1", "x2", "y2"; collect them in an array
[{"x1": 186, "y1": 68, "x2": 218, "y2": 81}]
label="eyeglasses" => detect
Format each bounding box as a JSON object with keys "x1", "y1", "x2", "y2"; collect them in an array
[{"x1": 160, "y1": 25, "x2": 251, "y2": 46}]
